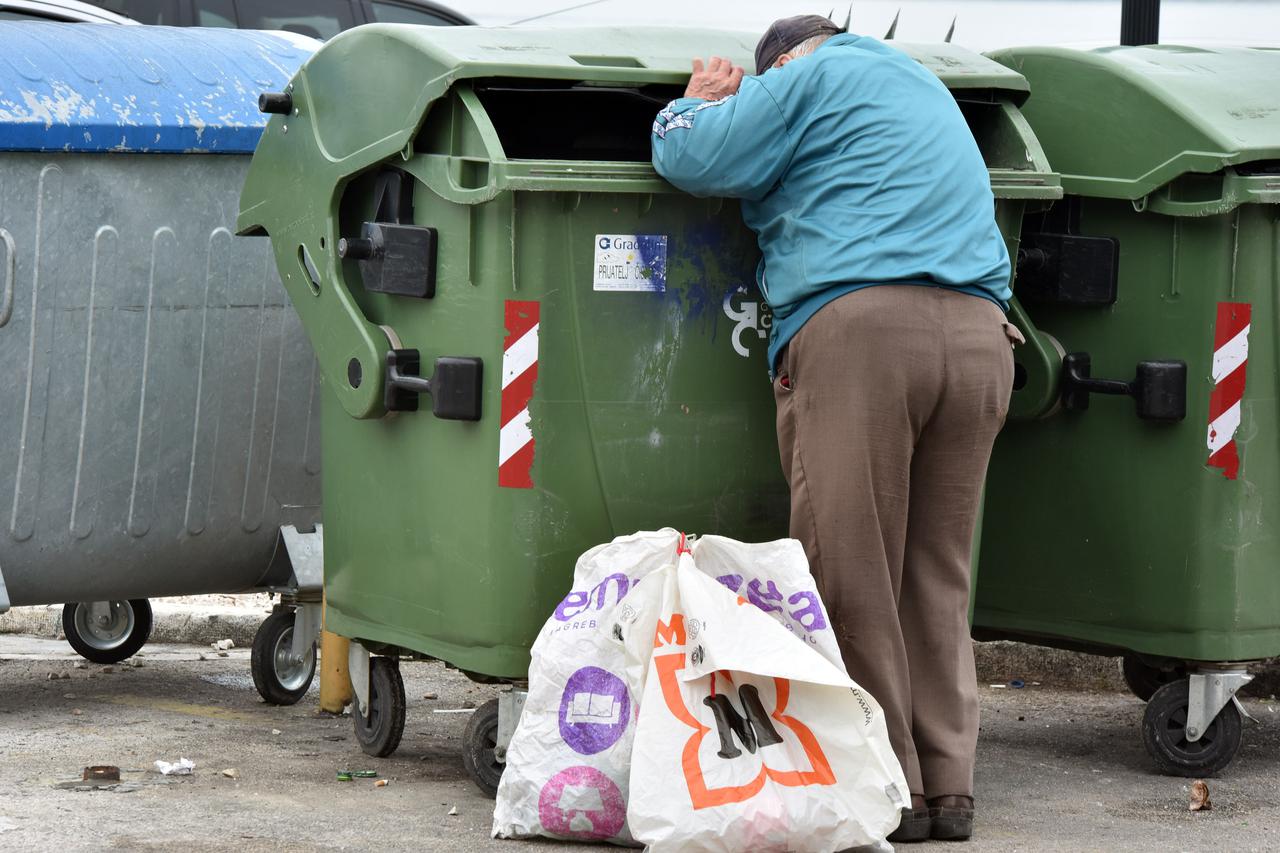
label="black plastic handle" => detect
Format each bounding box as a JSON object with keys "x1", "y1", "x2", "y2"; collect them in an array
[
  {"x1": 384, "y1": 350, "x2": 483, "y2": 421},
  {"x1": 1061, "y1": 352, "x2": 1186, "y2": 422},
  {"x1": 259, "y1": 92, "x2": 293, "y2": 115}
]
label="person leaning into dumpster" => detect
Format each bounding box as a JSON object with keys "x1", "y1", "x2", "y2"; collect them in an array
[{"x1": 650, "y1": 13, "x2": 1021, "y2": 845}]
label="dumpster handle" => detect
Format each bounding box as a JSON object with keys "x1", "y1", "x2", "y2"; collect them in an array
[
  {"x1": 384, "y1": 349, "x2": 484, "y2": 421},
  {"x1": 1061, "y1": 352, "x2": 1187, "y2": 423}
]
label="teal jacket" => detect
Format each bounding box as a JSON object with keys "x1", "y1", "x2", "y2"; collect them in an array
[{"x1": 651, "y1": 33, "x2": 1011, "y2": 373}]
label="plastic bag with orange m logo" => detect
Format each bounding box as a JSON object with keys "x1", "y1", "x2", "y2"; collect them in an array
[{"x1": 614, "y1": 542, "x2": 909, "y2": 852}]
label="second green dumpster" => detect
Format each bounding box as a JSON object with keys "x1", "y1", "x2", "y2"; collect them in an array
[{"x1": 979, "y1": 44, "x2": 1280, "y2": 777}]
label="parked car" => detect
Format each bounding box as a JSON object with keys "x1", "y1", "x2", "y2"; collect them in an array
[
  {"x1": 80, "y1": 0, "x2": 473, "y2": 38},
  {"x1": 0, "y1": 0, "x2": 136, "y2": 22}
]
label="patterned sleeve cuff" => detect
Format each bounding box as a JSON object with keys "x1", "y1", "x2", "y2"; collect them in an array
[{"x1": 652, "y1": 96, "x2": 731, "y2": 138}]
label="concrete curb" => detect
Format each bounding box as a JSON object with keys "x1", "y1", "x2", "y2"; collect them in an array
[{"x1": 3, "y1": 603, "x2": 1276, "y2": 696}]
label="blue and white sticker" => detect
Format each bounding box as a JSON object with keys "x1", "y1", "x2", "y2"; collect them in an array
[{"x1": 593, "y1": 234, "x2": 667, "y2": 292}]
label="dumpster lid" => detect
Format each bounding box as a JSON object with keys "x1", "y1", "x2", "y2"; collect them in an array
[
  {"x1": 990, "y1": 45, "x2": 1280, "y2": 199},
  {"x1": 896, "y1": 42, "x2": 1030, "y2": 102},
  {"x1": 307, "y1": 25, "x2": 1030, "y2": 99},
  {"x1": 242, "y1": 25, "x2": 1037, "y2": 200},
  {"x1": 0, "y1": 23, "x2": 317, "y2": 154}
]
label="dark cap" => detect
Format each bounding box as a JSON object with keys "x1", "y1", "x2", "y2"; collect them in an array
[{"x1": 754, "y1": 14, "x2": 842, "y2": 76}]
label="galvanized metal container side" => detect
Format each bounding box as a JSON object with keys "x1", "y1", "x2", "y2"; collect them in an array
[{"x1": 0, "y1": 25, "x2": 322, "y2": 607}]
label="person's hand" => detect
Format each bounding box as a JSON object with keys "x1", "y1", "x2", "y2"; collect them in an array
[{"x1": 684, "y1": 56, "x2": 745, "y2": 101}]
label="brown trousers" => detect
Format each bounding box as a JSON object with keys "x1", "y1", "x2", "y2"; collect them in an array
[{"x1": 774, "y1": 285, "x2": 1014, "y2": 799}]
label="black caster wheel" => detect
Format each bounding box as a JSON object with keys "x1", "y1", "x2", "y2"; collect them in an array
[
  {"x1": 1122, "y1": 654, "x2": 1185, "y2": 702},
  {"x1": 62, "y1": 599, "x2": 152, "y2": 664},
  {"x1": 1142, "y1": 678, "x2": 1242, "y2": 777},
  {"x1": 354, "y1": 656, "x2": 406, "y2": 758},
  {"x1": 462, "y1": 698, "x2": 504, "y2": 798},
  {"x1": 251, "y1": 610, "x2": 317, "y2": 705}
]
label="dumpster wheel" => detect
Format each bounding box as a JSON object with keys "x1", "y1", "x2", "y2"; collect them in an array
[
  {"x1": 250, "y1": 610, "x2": 317, "y2": 706},
  {"x1": 62, "y1": 599, "x2": 153, "y2": 665},
  {"x1": 462, "y1": 698, "x2": 504, "y2": 798},
  {"x1": 1121, "y1": 655, "x2": 1186, "y2": 702},
  {"x1": 354, "y1": 657, "x2": 406, "y2": 758},
  {"x1": 1142, "y1": 679, "x2": 1242, "y2": 777}
]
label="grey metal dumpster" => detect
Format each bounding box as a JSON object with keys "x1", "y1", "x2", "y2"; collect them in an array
[{"x1": 0, "y1": 23, "x2": 323, "y2": 704}]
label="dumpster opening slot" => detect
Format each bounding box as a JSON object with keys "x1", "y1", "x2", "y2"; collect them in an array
[
  {"x1": 473, "y1": 79, "x2": 684, "y2": 162},
  {"x1": 1165, "y1": 171, "x2": 1225, "y2": 203},
  {"x1": 956, "y1": 99, "x2": 1034, "y2": 172},
  {"x1": 298, "y1": 245, "x2": 321, "y2": 295},
  {"x1": 1236, "y1": 160, "x2": 1280, "y2": 176}
]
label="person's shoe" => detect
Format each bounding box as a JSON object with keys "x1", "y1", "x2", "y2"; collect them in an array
[
  {"x1": 928, "y1": 795, "x2": 975, "y2": 841},
  {"x1": 886, "y1": 806, "x2": 932, "y2": 843}
]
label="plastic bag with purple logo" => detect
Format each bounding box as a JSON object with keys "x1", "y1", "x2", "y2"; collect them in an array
[
  {"x1": 492, "y1": 529, "x2": 681, "y2": 845},
  {"x1": 689, "y1": 535, "x2": 847, "y2": 669}
]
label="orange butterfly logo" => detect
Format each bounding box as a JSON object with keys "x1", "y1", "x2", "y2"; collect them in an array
[{"x1": 651, "y1": 613, "x2": 837, "y2": 810}]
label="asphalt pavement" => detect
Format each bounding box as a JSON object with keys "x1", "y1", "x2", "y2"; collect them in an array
[{"x1": 0, "y1": 635, "x2": 1277, "y2": 852}]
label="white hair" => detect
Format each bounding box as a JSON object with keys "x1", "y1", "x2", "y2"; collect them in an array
[{"x1": 786, "y1": 33, "x2": 832, "y2": 59}]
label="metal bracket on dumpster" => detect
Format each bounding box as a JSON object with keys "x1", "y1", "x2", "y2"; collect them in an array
[
  {"x1": 385, "y1": 349, "x2": 483, "y2": 419},
  {"x1": 349, "y1": 641, "x2": 371, "y2": 718},
  {"x1": 338, "y1": 169, "x2": 438, "y2": 300},
  {"x1": 340, "y1": 223, "x2": 438, "y2": 299},
  {"x1": 494, "y1": 689, "x2": 528, "y2": 763},
  {"x1": 1005, "y1": 295, "x2": 1066, "y2": 421},
  {"x1": 1017, "y1": 196, "x2": 1119, "y2": 307},
  {"x1": 1061, "y1": 353, "x2": 1187, "y2": 422},
  {"x1": 1016, "y1": 233, "x2": 1119, "y2": 307},
  {"x1": 1186, "y1": 670, "x2": 1253, "y2": 743},
  {"x1": 290, "y1": 602, "x2": 323, "y2": 664},
  {"x1": 265, "y1": 524, "x2": 324, "y2": 600}
]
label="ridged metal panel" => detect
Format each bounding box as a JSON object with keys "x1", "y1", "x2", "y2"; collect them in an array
[{"x1": 0, "y1": 153, "x2": 321, "y2": 605}]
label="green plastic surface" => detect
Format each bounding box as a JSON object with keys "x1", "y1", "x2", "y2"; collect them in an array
[
  {"x1": 978, "y1": 46, "x2": 1280, "y2": 663},
  {"x1": 990, "y1": 45, "x2": 1280, "y2": 201},
  {"x1": 239, "y1": 26, "x2": 1059, "y2": 678}
]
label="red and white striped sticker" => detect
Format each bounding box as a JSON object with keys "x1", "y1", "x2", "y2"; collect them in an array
[
  {"x1": 499, "y1": 300, "x2": 540, "y2": 489},
  {"x1": 1207, "y1": 302, "x2": 1252, "y2": 480}
]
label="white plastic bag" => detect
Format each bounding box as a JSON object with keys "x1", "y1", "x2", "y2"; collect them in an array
[
  {"x1": 495, "y1": 530, "x2": 908, "y2": 850},
  {"x1": 492, "y1": 529, "x2": 681, "y2": 844},
  {"x1": 617, "y1": 545, "x2": 909, "y2": 852},
  {"x1": 687, "y1": 535, "x2": 847, "y2": 670}
]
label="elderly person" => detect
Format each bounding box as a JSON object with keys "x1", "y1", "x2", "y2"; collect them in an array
[{"x1": 651, "y1": 14, "x2": 1018, "y2": 844}]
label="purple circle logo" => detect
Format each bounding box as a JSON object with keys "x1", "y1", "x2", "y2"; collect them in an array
[
  {"x1": 558, "y1": 666, "x2": 630, "y2": 756},
  {"x1": 538, "y1": 766, "x2": 626, "y2": 840}
]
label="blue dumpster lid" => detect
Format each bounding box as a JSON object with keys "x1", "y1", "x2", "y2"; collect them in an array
[{"x1": 0, "y1": 23, "x2": 318, "y2": 154}]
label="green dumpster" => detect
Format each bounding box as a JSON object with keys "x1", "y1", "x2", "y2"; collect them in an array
[
  {"x1": 236, "y1": 25, "x2": 1059, "y2": 788},
  {"x1": 978, "y1": 45, "x2": 1280, "y2": 777}
]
